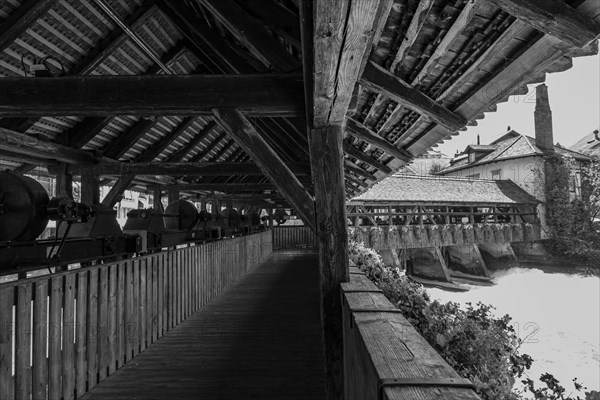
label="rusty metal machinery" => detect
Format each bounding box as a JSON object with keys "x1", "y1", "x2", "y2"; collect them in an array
[
  {"x1": 124, "y1": 200, "x2": 200, "y2": 252},
  {"x1": 0, "y1": 172, "x2": 139, "y2": 273}
]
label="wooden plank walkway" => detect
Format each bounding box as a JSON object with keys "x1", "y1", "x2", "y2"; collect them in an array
[{"x1": 80, "y1": 251, "x2": 326, "y2": 400}]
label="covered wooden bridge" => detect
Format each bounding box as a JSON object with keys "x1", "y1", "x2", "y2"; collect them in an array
[{"x1": 0, "y1": 0, "x2": 599, "y2": 399}]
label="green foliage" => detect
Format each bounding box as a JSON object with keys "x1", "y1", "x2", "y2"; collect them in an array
[
  {"x1": 349, "y1": 240, "x2": 596, "y2": 400},
  {"x1": 542, "y1": 154, "x2": 600, "y2": 270}
]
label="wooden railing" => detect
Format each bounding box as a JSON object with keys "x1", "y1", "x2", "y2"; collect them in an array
[
  {"x1": 0, "y1": 231, "x2": 272, "y2": 400},
  {"x1": 273, "y1": 226, "x2": 317, "y2": 250},
  {"x1": 342, "y1": 267, "x2": 481, "y2": 400}
]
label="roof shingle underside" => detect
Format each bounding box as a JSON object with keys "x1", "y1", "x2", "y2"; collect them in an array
[
  {"x1": 352, "y1": 174, "x2": 539, "y2": 205},
  {"x1": 0, "y1": 0, "x2": 598, "y2": 205}
]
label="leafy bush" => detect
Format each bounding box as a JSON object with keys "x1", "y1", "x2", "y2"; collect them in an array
[{"x1": 348, "y1": 240, "x2": 596, "y2": 400}]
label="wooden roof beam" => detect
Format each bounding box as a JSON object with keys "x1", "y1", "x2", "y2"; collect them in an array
[
  {"x1": 156, "y1": 0, "x2": 257, "y2": 74},
  {"x1": 313, "y1": 0, "x2": 394, "y2": 126},
  {"x1": 213, "y1": 108, "x2": 316, "y2": 231},
  {"x1": 360, "y1": 62, "x2": 469, "y2": 132},
  {"x1": 347, "y1": 117, "x2": 412, "y2": 162},
  {"x1": 137, "y1": 117, "x2": 197, "y2": 162},
  {"x1": 494, "y1": 0, "x2": 600, "y2": 48},
  {"x1": 342, "y1": 141, "x2": 392, "y2": 174},
  {"x1": 164, "y1": 183, "x2": 275, "y2": 192},
  {"x1": 389, "y1": 0, "x2": 435, "y2": 73},
  {"x1": 344, "y1": 159, "x2": 377, "y2": 181},
  {"x1": 103, "y1": 118, "x2": 160, "y2": 160},
  {"x1": 165, "y1": 120, "x2": 218, "y2": 162},
  {"x1": 0, "y1": 127, "x2": 99, "y2": 166},
  {"x1": 189, "y1": 131, "x2": 228, "y2": 163},
  {"x1": 198, "y1": 0, "x2": 300, "y2": 72},
  {"x1": 77, "y1": 162, "x2": 312, "y2": 177},
  {"x1": 0, "y1": 0, "x2": 55, "y2": 53},
  {"x1": 236, "y1": 0, "x2": 301, "y2": 48},
  {"x1": 0, "y1": 74, "x2": 305, "y2": 117}
]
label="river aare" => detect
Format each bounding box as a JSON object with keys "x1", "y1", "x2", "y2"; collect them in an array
[{"x1": 428, "y1": 264, "x2": 600, "y2": 394}]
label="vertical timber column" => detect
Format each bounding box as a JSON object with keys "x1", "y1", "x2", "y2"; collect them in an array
[
  {"x1": 309, "y1": 125, "x2": 349, "y2": 400},
  {"x1": 167, "y1": 189, "x2": 179, "y2": 205},
  {"x1": 152, "y1": 185, "x2": 163, "y2": 211},
  {"x1": 81, "y1": 172, "x2": 100, "y2": 205},
  {"x1": 56, "y1": 163, "x2": 73, "y2": 199}
]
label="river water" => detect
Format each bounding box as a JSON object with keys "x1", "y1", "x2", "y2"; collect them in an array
[{"x1": 428, "y1": 264, "x2": 600, "y2": 394}]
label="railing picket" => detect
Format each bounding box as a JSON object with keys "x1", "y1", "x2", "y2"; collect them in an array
[
  {"x1": 97, "y1": 268, "x2": 108, "y2": 383},
  {"x1": 48, "y1": 276, "x2": 63, "y2": 399},
  {"x1": 75, "y1": 271, "x2": 88, "y2": 396},
  {"x1": 0, "y1": 286, "x2": 15, "y2": 400},
  {"x1": 15, "y1": 283, "x2": 32, "y2": 400},
  {"x1": 62, "y1": 274, "x2": 76, "y2": 399},
  {"x1": 116, "y1": 262, "x2": 125, "y2": 369},
  {"x1": 32, "y1": 281, "x2": 48, "y2": 400},
  {"x1": 86, "y1": 269, "x2": 99, "y2": 390},
  {"x1": 139, "y1": 259, "x2": 147, "y2": 353},
  {"x1": 108, "y1": 265, "x2": 118, "y2": 375}
]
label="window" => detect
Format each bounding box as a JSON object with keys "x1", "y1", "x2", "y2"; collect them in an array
[
  {"x1": 468, "y1": 153, "x2": 476, "y2": 163},
  {"x1": 491, "y1": 169, "x2": 502, "y2": 180}
]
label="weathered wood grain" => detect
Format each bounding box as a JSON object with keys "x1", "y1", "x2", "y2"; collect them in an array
[
  {"x1": 361, "y1": 62, "x2": 469, "y2": 132},
  {"x1": 309, "y1": 125, "x2": 349, "y2": 400},
  {"x1": 213, "y1": 108, "x2": 316, "y2": 231},
  {"x1": 199, "y1": 0, "x2": 300, "y2": 72},
  {"x1": 0, "y1": 75, "x2": 305, "y2": 117},
  {"x1": 347, "y1": 117, "x2": 413, "y2": 161},
  {"x1": 494, "y1": 0, "x2": 600, "y2": 48}
]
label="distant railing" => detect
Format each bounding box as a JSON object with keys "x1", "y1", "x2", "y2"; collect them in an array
[
  {"x1": 342, "y1": 267, "x2": 481, "y2": 399},
  {"x1": 0, "y1": 231, "x2": 272, "y2": 400},
  {"x1": 273, "y1": 226, "x2": 317, "y2": 250}
]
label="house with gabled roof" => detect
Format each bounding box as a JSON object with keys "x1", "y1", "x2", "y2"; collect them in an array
[{"x1": 438, "y1": 84, "x2": 592, "y2": 237}]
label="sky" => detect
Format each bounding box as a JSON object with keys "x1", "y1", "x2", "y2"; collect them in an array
[{"x1": 436, "y1": 53, "x2": 600, "y2": 156}]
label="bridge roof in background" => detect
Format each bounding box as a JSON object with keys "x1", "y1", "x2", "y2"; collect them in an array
[{"x1": 351, "y1": 174, "x2": 539, "y2": 205}]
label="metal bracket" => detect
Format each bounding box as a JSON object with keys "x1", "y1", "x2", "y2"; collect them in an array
[{"x1": 379, "y1": 377, "x2": 475, "y2": 399}]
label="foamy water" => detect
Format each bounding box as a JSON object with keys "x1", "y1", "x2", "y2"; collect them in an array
[{"x1": 428, "y1": 265, "x2": 600, "y2": 393}]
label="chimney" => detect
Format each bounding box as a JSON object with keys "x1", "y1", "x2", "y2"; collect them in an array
[{"x1": 534, "y1": 84, "x2": 554, "y2": 153}]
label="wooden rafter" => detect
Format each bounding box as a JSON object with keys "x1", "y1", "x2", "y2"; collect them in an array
[
  {"x1": 189, "y1": 131, "x2": 228, "y2": 163},
  {"x1": 0, "y1": 127, "x2": 98, "y2": 166},
  {"x1": 344, "y1": 160, "x2": 377, "y2": 181},
  {"x1": 77, "y1": 162, "x2": 312, "y2": 177},
  {"x1": 213, "y1": 108, "x2": 316, "y2": 231},
  {"x1": 156, "y1": 0, "x2": 257, "y2": 74},
  {"x1": 360, "y1": 62, "x2": 469, "y2": 132},
  {"x1": 164, "y1": 183, "x2": 275, "y2": 192},
  {"x1": 198, "y1": 0, "x2": 300, "y2": 72},
  {"x1": 343, "y1": 141, "x2": 392, "y2": 174},
  {"x1": 103, "y1": 119, "x2": 160, "y2": 160},
  {"x1": 0, "y1": 74, "x2": 305, "y2": 117},
  {"x1": 347, "y1": 117, "x2": 412, "y2": 162},
  {"x1": 0, "y1": 2, "x2": 157, "y2": 134},
  {"x1": 0, "y1": 0, "x2": 55, "y2": 53},
  {"x1": 165, "y1": 121, "x2": 217, "y2": 162},
  {"x1": 389, "y1": 0, "x2": 435, "y2": 73},
  {"x1": 494, "y1": 0, "x2": 600, "y2": 48}
]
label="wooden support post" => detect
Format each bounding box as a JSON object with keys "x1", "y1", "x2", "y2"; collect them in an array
[
  {"x1": 267, "y1": 208, "x2": 273, "y2": 228},
  {"x1": 308, "y1": 125, "x2": 349, "y2": 400},
  {"x1": 152, "y1": 186, "x2": 163, "y2": 211},
  {"x1": 56, "y1": 163, "x2": 73, "y2": 199},
  {"x1": 81, "y1": 172, "x2": 100, "y2": 205},
  {"x1": 167, "y1": 190, "x2": 179, "y2": 205}
]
